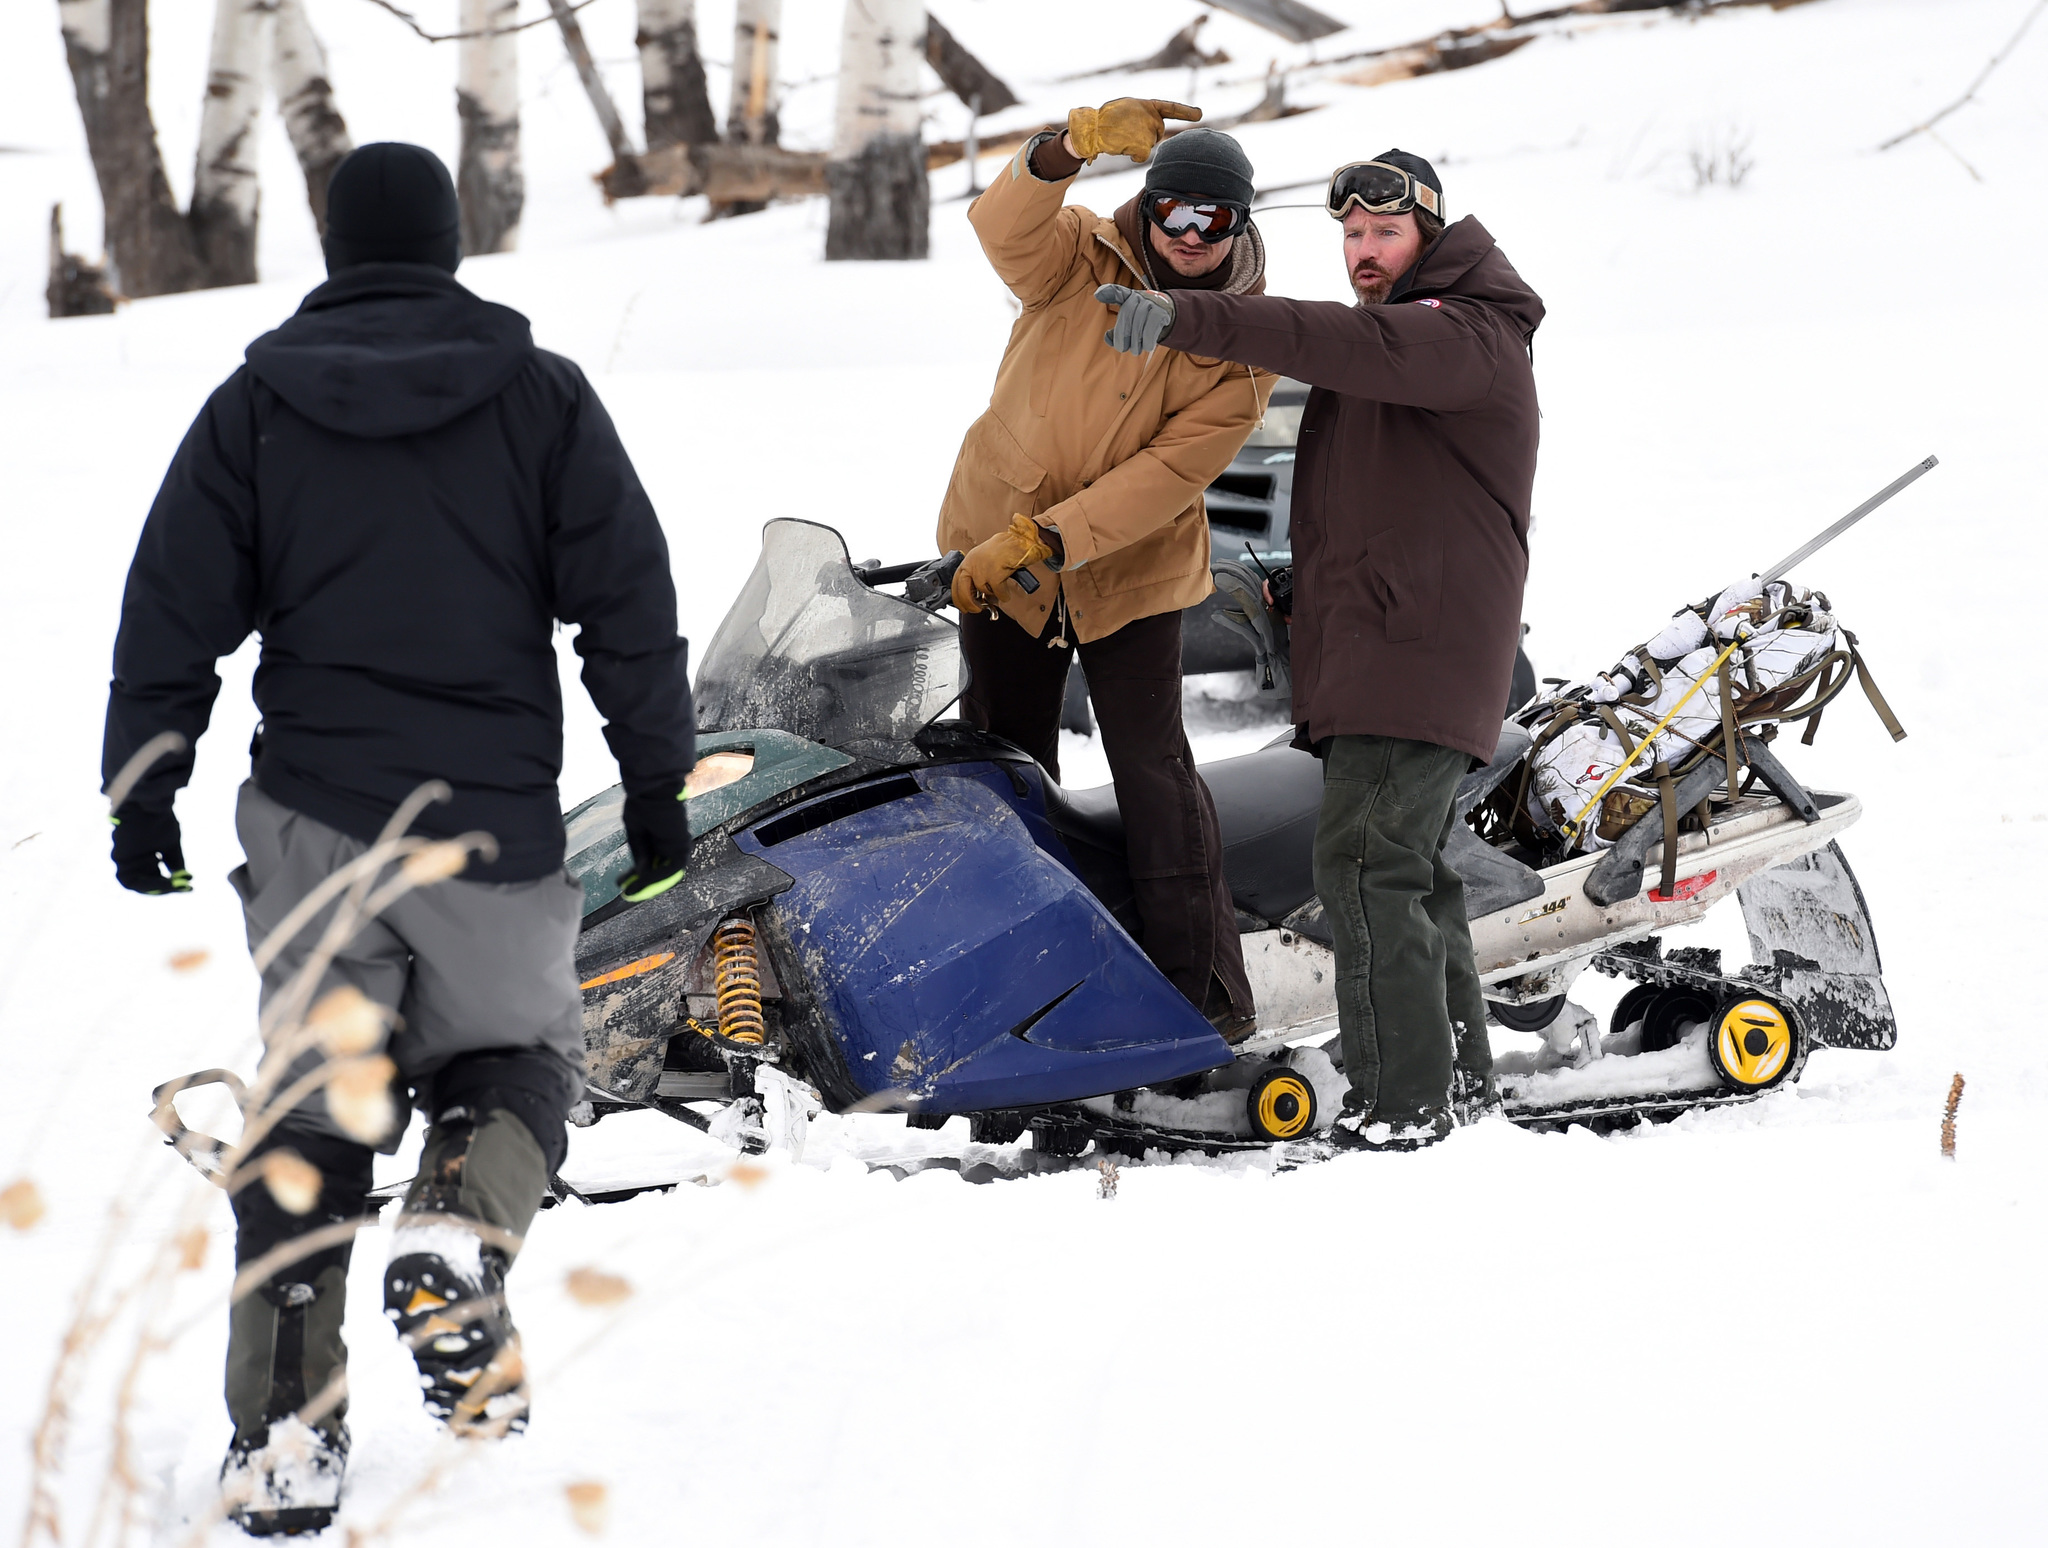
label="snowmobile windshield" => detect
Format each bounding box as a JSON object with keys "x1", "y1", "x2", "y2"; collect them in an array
[{"x1": 693, "y1": 520, "x2": 969, "y2": 752}]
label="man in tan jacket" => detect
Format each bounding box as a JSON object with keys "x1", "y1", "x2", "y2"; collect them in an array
[{"x1": 938, "y1": 99, "x2": 1272, "y2": 1037}]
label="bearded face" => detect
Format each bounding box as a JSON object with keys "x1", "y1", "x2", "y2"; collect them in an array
[{"x1": 1343, "y1": 207, "x2": 1425, "y2": 305}]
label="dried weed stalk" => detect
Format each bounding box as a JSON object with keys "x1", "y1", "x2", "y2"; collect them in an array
[
  {"x1": 22, "y1": 741, "x2": 498, "y2": 1548},
  {"x1": 1097, "y1": 1157, "x2": 1119, "y2": 1201},
  {"x1": 1688, "y1": 124, "x2": 1754, "y2": 190},
  {"x1": 1941, "y1": 1072, "x2": 1965, "y2": 1159}
]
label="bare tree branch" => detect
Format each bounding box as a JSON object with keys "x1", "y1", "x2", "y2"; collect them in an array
[
  {"x1": 356, "y1": 0, "x2": 603, "y2": 44},
  {"x1": 1878, "y1": 0, "x2": 2046, "y2": 153}
]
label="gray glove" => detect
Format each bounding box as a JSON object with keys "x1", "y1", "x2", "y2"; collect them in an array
[{"x1": 1095, "y1": 284, "x2": 1176, "y2": 355}]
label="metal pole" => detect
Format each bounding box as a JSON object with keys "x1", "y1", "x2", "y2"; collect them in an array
[{"x1": 1760, "y1": 455, "x2": 1938, "y2": 584}]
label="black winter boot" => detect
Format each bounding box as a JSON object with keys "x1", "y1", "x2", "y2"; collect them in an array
[
  {"x1": 384, "y1": 1089, "x2": 554, "y2": 1437},
  {"x1": 220, "y1": 1406, "x2": 349, "y2": 1537},
  {"x1": 223, "y1": 1126, "x2": 371, "y2": 1535}
]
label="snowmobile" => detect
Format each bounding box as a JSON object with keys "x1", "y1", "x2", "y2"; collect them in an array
[{"x1": 565, "y1": 513, "x2": 1905, "y2": 1162}]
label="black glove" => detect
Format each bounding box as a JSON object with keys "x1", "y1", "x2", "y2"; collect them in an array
[
  {"x1": 111, "y1": 805, "x2": 191, "y2": 895},
  {"x1": 620, "y1": 791, "x2": 691, "y2": 903},
  {"x1": 1095, "y1": 284, "x2": 1176, "y2": 354}
]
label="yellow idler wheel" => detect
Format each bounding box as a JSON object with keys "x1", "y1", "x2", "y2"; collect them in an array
[
  {"x1": 1709, "y1": 995, "x2": 1799, "y2": 1092},
  {"x1": 1249, "y1": 1067, "x2": 1317, "y2": 1142}
]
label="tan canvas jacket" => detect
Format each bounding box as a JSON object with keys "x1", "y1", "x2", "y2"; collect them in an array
[{"x1": 936, "y1": 139, "x2": 1274, "y2": 644}]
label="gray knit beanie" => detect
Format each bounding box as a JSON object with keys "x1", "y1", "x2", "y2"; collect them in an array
[{"x1": 1143, "y1": 128, "x2": 1255, "y2": 207}]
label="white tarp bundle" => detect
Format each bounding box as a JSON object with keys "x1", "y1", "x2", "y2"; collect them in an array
[{"x1": 1527, "y1": 580, "x2": 1840, "y2": 850}]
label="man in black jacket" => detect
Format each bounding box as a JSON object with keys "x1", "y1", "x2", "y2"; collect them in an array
[{"x1": 102, "y1": 144, "x2": 694, "y2": 1533}]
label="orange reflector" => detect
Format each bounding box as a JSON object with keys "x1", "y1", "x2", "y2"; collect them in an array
[{"x1": 579, "y1": 951, "x2": 675, "y2": 991}]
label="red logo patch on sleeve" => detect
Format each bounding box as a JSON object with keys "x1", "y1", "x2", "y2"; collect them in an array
[{"x1": 1416, "y1": 298, "x2": 1441, "y2": 308}]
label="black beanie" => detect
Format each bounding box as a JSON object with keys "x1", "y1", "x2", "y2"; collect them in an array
[
  {"x1": 322, "y1": 143, "x2": 462, "y2": 274},
  {"x1": 1371, "y1": 147, "x2": 1445, "y2": 217},
  {"x1": 1143, "y1": 128, "x2": 1255, "y2": 208}
]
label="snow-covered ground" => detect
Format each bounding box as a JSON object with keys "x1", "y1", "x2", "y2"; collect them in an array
[{"x1": 5, "y1": 0, "x2": 2047, "y2": 1542}]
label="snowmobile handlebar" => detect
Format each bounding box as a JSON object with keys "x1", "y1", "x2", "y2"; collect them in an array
[{"x1": 855, "y1": 550, "x2": 965, "y2": 613}]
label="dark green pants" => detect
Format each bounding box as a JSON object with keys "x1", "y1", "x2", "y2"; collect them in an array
[{"x1": 1313, "y1": 735, "x2": 1494, "y2": 1127}]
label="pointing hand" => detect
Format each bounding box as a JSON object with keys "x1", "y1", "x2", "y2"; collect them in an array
[
  {"x1": 1095, "y1": 284, "x2": 1177, "y2": 355},
  {"x1": 1066, "y1": 98, "x2": 1202, "y2": 163}
]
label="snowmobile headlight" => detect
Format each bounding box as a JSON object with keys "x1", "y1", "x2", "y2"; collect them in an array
[{"x1": 684, "y1": 751, "x2": 755, "y2": 799}]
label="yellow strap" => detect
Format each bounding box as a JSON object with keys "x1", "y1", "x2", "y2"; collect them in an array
[
  {"x1": 1716, "y1": 658, "x2": 1741, "y2": 807},
  {"x1": 1564, "y1": 634, "x2": 1746, "y2": 845}
]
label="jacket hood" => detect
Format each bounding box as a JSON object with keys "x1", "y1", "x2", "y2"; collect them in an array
[
  {"x1": 1388, "y1": 216, "x2": 1544, "y2": 341},
  {"x1": 245, "y1": 263, "x2": 535, "y2": 438}
]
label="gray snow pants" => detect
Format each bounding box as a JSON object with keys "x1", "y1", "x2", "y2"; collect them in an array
[
  {"x1": 228, "y1": 780, "x2": 586, "y2": 1149},
  {"x1": 1313, "y1": 736, "x2": 1495, "y2": 1128},
  {"x1": 224, "y1": 781, "x2": 583, "y2": 1444}
]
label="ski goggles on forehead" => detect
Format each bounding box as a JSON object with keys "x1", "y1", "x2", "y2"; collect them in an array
[
  {"x1": 1143, "y1": 193, "x2": 1250, "y2": 244},
  {"x1": 1324, "y1": 161, "x2": 1444, "y2": 222}
]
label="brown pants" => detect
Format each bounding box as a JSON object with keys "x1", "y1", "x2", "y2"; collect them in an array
[{"x1": 959, "y1": 606, "x2": 1254, "y2": 1019}]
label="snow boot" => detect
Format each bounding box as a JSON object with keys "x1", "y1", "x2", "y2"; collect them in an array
[
  {"x1": 223, "y1": 1127, "x2": 370, "y2": 1535},
  {"x1": 221, "y1": 1269, "x2": 353, "y2": 1534},
  {"x1": 1274, "y1": 1106, "x2": 1452, "y2": 1168},
  {"x1": 384, "y1": 1226, "x2": 529, "y2": 1437},
  {"x1": 1450, "y1": 1063, "x2": 1502, "y2": 1127},
  {"x1": 221, "y1": 1417, "x2": 349, "y2": 1536},
  {"x1": 384, "y1": 1099, "x2": 551, "y2": 1438},
  {"x1": 1204, "y1": 971, "x2": 1260, "y2": 1046},
  {"x1": 1330, "y1": 1105, "x2": 1453, "y2": 1153}
]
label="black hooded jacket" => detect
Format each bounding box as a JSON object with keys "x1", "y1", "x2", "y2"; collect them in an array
[{"x1": 103, "y1": 263, "x2": 694, "y2": 881}]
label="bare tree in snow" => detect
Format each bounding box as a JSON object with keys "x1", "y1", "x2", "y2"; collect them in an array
[
  {"x1": 728, "y1": 0, "x2": 783, "y2": 147},
  {"x1": 637, "y1": 0, "x2": 719, "y2": 151},
  {"x1": 826, "y1": 0, "x2": 928, "y2": 261},
  {"x1": 190, "y1": 0, "x2": 276, "y2": 287},
  {"x1": 457, "y1": 0, "x2": 524, "y2": 255},
  {"x1": 47, "y1": 204, "x2": 116, "y2": 315},
  {"x1": 550, "y1": 0, "x2": 632, "y2": 160},
  {"x1": 53, "y1": 0, "x2": 352, "y2": 307},
  {"x1": 273, "y1": 0, "x2": 353, "y2": 232},
  {"x1": 56, "y1": 0, "x2": 203, "y2": 297}
]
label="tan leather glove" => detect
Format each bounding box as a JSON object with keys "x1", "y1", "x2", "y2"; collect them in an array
[
  {"x1": 1065, "y1": 98, "x2": 1202, "y2": 164},
  {"x1": 952, "y1": 514, "x2": 1055, "y2": 614}
]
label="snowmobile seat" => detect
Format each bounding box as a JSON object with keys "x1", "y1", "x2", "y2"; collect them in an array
[
  {"x1": 1040, "y1": 738, "x2": 1327, "y2": 927},
  {"x1": 1041, "y1": 722, "x2": 1542, "y2": 930},
  {"x1": 1455, "y1": 721, "x2": 1531, "y2": 819}
]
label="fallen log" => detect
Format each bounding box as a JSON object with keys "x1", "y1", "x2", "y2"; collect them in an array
[
  {"x1": 1339, "y1": 33, "x2": 1534, "y2": 87},
  {"x1": 600, "y1": 140, "x2": 828, "y2": 202}
]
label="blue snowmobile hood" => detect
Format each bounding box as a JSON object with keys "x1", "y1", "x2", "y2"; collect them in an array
[{"x1": 244, "y1": 263, "x2": 535, "y2": 439}]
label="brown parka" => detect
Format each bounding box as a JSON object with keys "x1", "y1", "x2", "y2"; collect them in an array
[
  {"x1": 937, "y1": 137, "x2": 1274, "y2": 644},
  {"x1": 1165, "y1": 217, "x2": 1544, "y2": 764}
]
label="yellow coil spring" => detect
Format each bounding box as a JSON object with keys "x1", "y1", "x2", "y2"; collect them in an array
[{"x1": 712, "y1": 916, "x2": 766, "y2": 1045}]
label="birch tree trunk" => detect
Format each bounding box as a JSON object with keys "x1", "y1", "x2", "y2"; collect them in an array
[
  {"x1": 457, "y1": 0, "x2": 523, "y2": 255},
  {"x1": 636, "y1": 0, "x2": 718, "y2": 151},
  {"x1": 272, "y1": 0, "x2": 352, "y2": 233},
  {"x1": 727, "y1": 0, "x2": 783, "y2": 146},
  {"x1": 550, "y1": 0, "x2": 631, "y2": 161},
  {"x1": 825, "y1": 0, "x2": 927, "y2": 261},
  {"x1": 190, "y1": 0, "x2": 275, "y2": 287},
  {"x1": 56, "y1": 0, "x2": 202, "y2": 297},
  {"x1": 48, "y1": 203, "x2": 117, "y2": 316}
]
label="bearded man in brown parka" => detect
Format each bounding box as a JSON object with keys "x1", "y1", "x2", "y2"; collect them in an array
[
  {"x1": 1098, "y1": 150, "x2": 1544, "y2": 1148},
  {"x1": 938, "y1": 100, "x2": 1273, "y2": 1038}
]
